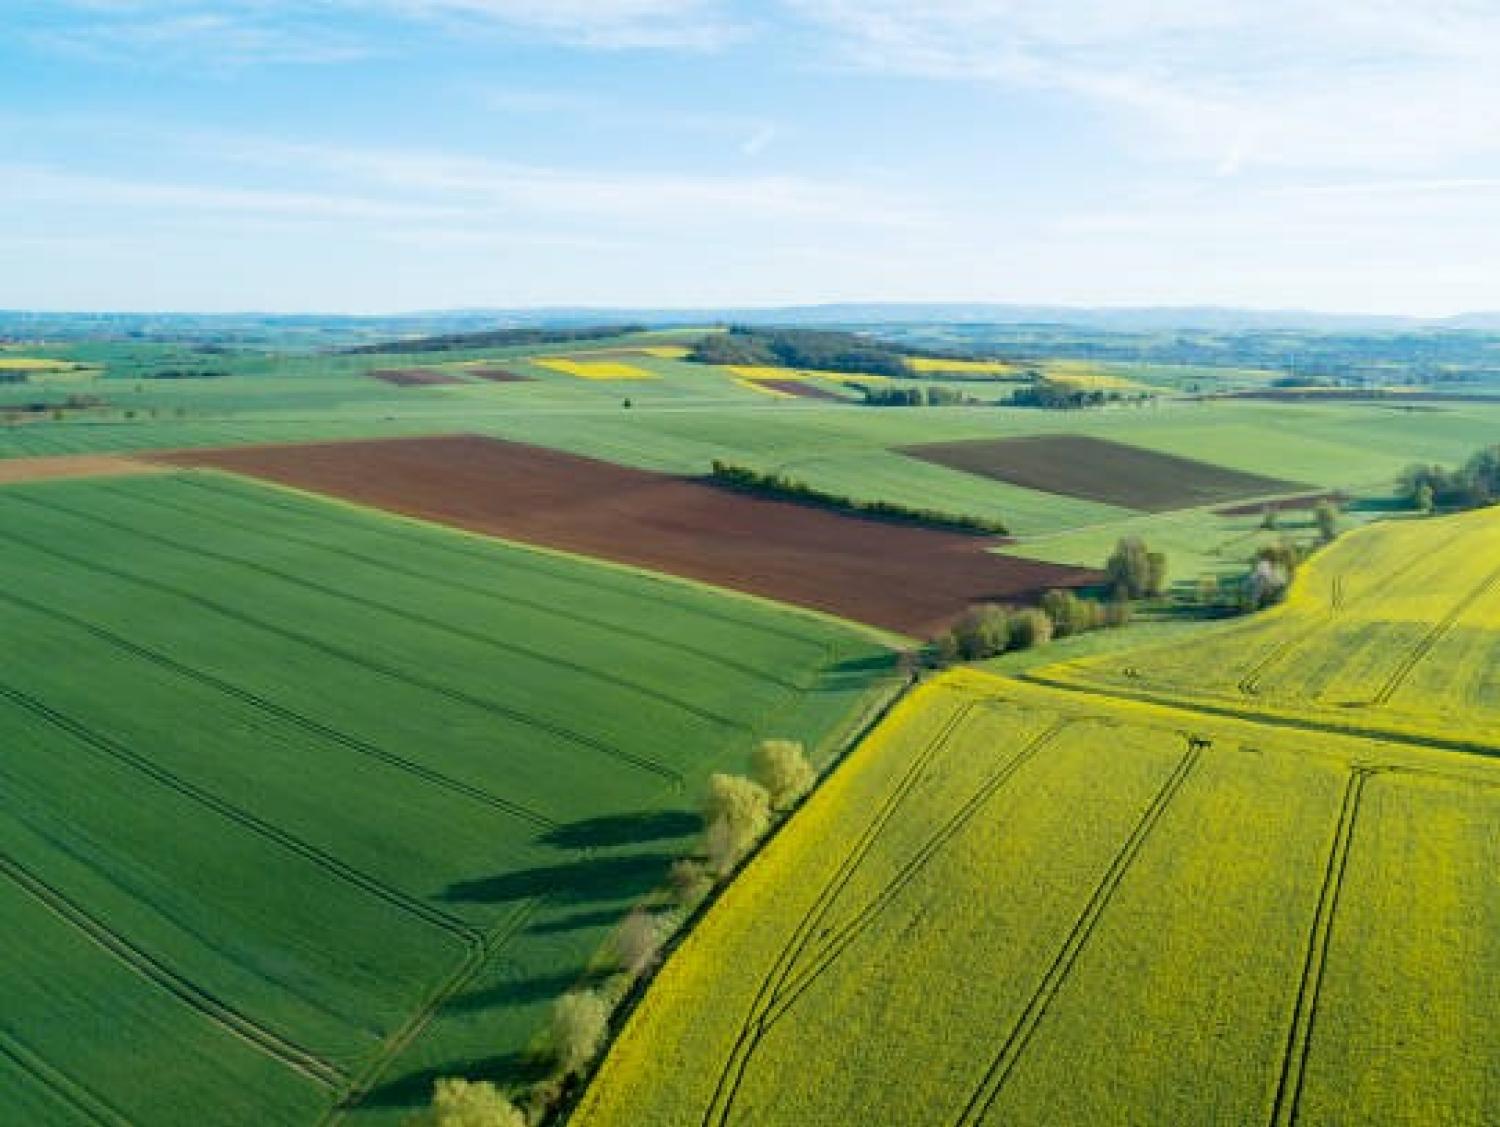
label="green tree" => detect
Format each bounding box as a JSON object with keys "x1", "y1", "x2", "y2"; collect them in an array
[
  {"x1": 549, "y1": 990, "x2": 610, "y2": 1078},
  {"x1": 1314, "y1": 499, "x2": 1340, "y2": 542},
  {"x1": 1007, "y1": 608, "x2": 1054, "y2": 650},
  {"x1": 615, "y1": 908, "x2": 668, "y2": 977},
  {"x1": 702, "y1": 773, "x2": 771, "y2": 873},
  {"x1": 1105, "y1": 537, "x2": 1152, "y2": 600},
  {"x1": 750, "y1": 740, "x2": 815, "y2": 810},
  {"x1": 414, "y1": 1078, "x2": 525, "y2": 1127},
  {"x1": 1416, "y1": 481, "x2": 1436, "y2": 514}
]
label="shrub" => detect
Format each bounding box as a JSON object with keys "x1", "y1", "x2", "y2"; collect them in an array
[
  {"x1": 1007, "y1": 608, "x2": 1054, "y2": 650},
  {"x1": 1314, "y1": 499, "x2": 1340, "y2": 542},
  {"x1": 702, "y1": 774, "x2": 771, "y2": 873},
  {"x1": 615, "y1": 908, "x2": 668, "y2": 977},
  {"x1": 667, "y1": 858, "x2": 714, "y2": 906},
  {"x1": 415, "y1": 1078, "x2": 525, "y2": 1127},
  {"x1": 1105, "y1": 536, "x2": 1166, "y2": 600},
  {"x1": 549, "y1": 990, "x2": 610, "y2": 1078},
  {"x1": 750, "y1": 739, "x2": 816, "y2": 810}
]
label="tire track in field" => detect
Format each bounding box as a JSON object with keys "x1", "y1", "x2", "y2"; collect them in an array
[
  {"x1": 1367, "y1": 559, "x2": 1500, "y2": 708},
  {"x1": 0, "y1": 515, "x2": 681, "y2": 787},
  {"x1": 0, "y1": 679, "x2": 485, "y2": 950},
  {"x1": 13, "y1": 488, "x2": 747, "y2": 736},
  {"x1": 758, "y1": 718, "x2": 1078, "y2": 1034},
  {"x1": 0, "y1": 587, "x2": 557, "y2": 832},
  {"x1": 702, "y1": 694, "x2": 992, "y2": 1127},
  {"x1": 1268, "y1": 767, "x2": 1369, "y2": 1127},
  {"x1": 952, "y1": 741, "x2": 1203, "y2": 1127},
  {"x1": 168, "y1": 472, "x2": 833, "y2": 650},
  {"x1": 0, "y1": 852, "x2": 347, "y2": 1090},
  {"x1": 0, "y1": 1030, "x2": 131, "y2": 1127},
  {"x1": 1237, "y1": 526, "x2": 1467, "y2": 700},
  {"x1": 167, "y1": 474, "x2": 816, "y2": 692}
]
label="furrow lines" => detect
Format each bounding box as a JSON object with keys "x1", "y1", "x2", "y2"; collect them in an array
[
  {"x1": 952, "y1": 743, "x2": 1203, "y2": 1127},
  {"x1": 1368, "y1": 560, "x2": 1500, "y2": 707},
  {"x1": 0, "y1": 852, "x2": 347, "y2": 1090},
  {"x1": 0, "y1": 680, "x2": 483, "y2": 948},
  {"x1": 0, "y1": 1031, "x2": 132, "y2": 1127},
  {"x1": 702, "y1": 695, "x2": 989, "y2": 1127},
  {"x1": 1268, "y1": 768, "x2": 1369, "y2": 1127},
  {"x1": 0, "y1": 586, "x2": 556, "y2": 832},
  {"x1": 15, "y1": 488, "x2": 748, "y2": 734},
  {"x1": 0, "y1": 515, "x2": 680, "y2": 786}
]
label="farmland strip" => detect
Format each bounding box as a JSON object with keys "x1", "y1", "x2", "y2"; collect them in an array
[
  {"x1": 0, "y1": 586, "x2": 556, "y2": 831},
  {"x1": 1368, "y1": 559, "x2": 1500, "y2": 707},
  {"x1": 22, "y1": 487, "x2": 749, "y2": 734},
  {"x1": 0, "y1": 852, "x2": 346, "y2": 1089},
  {"x1": 0, "y1": 680, "x2": 483, "y2": 948},
  {"x1": 1268, "y1": 768, "x2": 1369, "y2": 1127},
  {"x1": 703, "y1": 694, "x2": 989, "y2": 1127},
  {"x1": 953, "y1": 742, "x2": 1203, "y2": 1127},
  {"x1": 0, "y1": 1031, "x2": 130, "y2": 1127},
  {"x1": 0, "y1": 509, "x2": 681, "y2": 786}
]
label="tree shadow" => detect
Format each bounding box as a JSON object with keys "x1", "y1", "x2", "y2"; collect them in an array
[
  {"x1": 538, "y1": 810, "x2": 700, "y2": 850},
  {"x1": 527, "y1": 907, "x2": 630, "y2": 935},
  {"x1": 353, "y1": 1051, "x2": 550, "y2": 1110},
  {"x1": 442, "y1": 852, "x2": 675, "y2": 906},
  {"x1": 443, "y1": 968, "x2": 613, "y2": 1015}
]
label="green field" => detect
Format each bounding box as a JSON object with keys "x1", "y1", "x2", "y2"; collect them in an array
[
  {"x1": 575, "y1": 669, "x2": 1500, "y2": 1125},
  {"x1": 0, "y1": 471, "x2": 903, "y2": 1125}
]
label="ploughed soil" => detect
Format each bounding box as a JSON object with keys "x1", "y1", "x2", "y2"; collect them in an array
[
  {"x1": 150, "y1": 435, "x2": 1101, "y2": 635},
  {"x1": 0, "y1": 454, "x2": 168, "y2": 486},
  {"x1": 466, "y1": 368, "x2": 532, "y2": 383},
  {"x1": 757, "y1": 379, "x2": 847, "y2": 402},
  {"x1": 367, "y1": 368, "x2": 466, "y2": 387},
  {"x1": 901, "y1": 434, "x2": 1306, "y2": 512}
]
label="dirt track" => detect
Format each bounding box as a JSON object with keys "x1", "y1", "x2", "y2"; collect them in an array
[
  {"x1": 0, "y1": 454, "x2": 167, "y2": 486},
  {"x1": 152, "y1": 435, "x2": 1100, "y2": 635}
]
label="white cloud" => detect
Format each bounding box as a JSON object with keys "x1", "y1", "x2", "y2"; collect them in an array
[{"x1": 787, "y1": 1, "x2": 1500, "y2": 173}]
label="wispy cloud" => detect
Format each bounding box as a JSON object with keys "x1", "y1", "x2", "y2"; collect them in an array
[{"x1": 786, "y1": 1, "x2": 1500, "y2": 174}]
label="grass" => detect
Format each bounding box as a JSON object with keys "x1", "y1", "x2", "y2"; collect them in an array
[
  {"x1": 0, "y1": 471, "x2": 903, "y2": 1126},
  {"x1": 574, "y1": 669, "x2": 1500, "y2": 1126},
  {"x1": 1034, "y1": 503, "x2": 1500, "y2": 750}
]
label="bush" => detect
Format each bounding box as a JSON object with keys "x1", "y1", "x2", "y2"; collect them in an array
[
  {"x1": 1314, "y1": 499, "x2": 1340, "y2": 542},
  {"x1": 415, "y1": 1078, "x2": 525, "y2": 1127},
  {"x1": 549, "y1": 990, "x2": 610, "y2": 1078},
  {"x1": 702, "y1": 774, "x2": 771, "y2": 873},
  {"x1": 667, "y1": 858, "x2": 714, "y2": 906},
  {"x1": 1105, "y1": 537, "x2": 1166, "y2": 600},
  {"x1": 1007, "y1": 608, "x2": 1054, "y2": 650},
  {"x1": 750, "y1": 740, "x2": 815, "y2": 810},
  {"x1": 615, "y1": 908, "x2": 668, "y2": 977}
]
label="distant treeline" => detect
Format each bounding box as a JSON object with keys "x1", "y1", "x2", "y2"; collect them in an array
[
  {"x1": 707, "y1": 459, "x2": 1010, "y2": 535},
  {"x1": 1401, "y1": 445, "x2": 1500, "y2": 510},
  {"x1": 863, "y1": 385, "x2": 979, "y2": 407},
  {"x1": 0, "y1": 372, "x2": 26, "y2": 385},
  {"x1": 345, "y1": 324, "x2": 647, "y2": 355},
  {"x1": 1009, "y1": 379, "x2": 1150, "y2": 410},
  {"x1": 145, "y1": 368, "x2": 230, "y2": 380},
  {"x1": 691, "y1": 327, "x2": 915, "y2": 377}
]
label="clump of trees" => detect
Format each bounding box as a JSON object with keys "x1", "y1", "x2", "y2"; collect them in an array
[
  {"x1": 708, "y1": 459, "x2": 1010, "y2": 535},
  {"x1": 1105, "y1": 537, "x2": 1168, "y2": 600},
  {"x1": 863, "y1": 385, "x2": 977, "y2": 407},
  {"x1": 750, "y1": 740, "x2": 815, "y2": 810},
  {"x1": 702, "y1": 773, "x2": 772, "y2": 874},
  {"x1": 548, "y1": 990, "x2": 612, "y2": 1079},
  {"x1": 1010, "y1": 379, "x2": 1154, "y2": 410},
  {"x1": 413, "y1": 1078, "x2": 525, "y2": 1127},
  {"x1": 933, "y1": 591, "x2": 1130, "y2": 663},
  {"x1": 1401, "y1": 445, "x2": 1500, "y2": 510},
  {"x1": 689, "y1": 326, "x2": 913, "y2": 377},
  {"x1": 1314, "y1": 498, "x2": 1340, "y2": 542}
]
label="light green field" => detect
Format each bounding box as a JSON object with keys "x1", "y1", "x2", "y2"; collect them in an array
[
  {"x1": 575, "y1": 669, "x2": 1500, "y2": 1126},
  {"x1": 0, "y1": 472, "x2": 903, "y2": 1126}
]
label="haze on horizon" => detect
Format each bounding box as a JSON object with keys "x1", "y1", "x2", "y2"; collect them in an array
[{"x1": 5, "y1": 2, "x2": 1500, "y2": 317}]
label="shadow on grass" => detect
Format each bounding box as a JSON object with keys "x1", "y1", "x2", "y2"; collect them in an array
[
  {"x1": 353, "y1": 1051, "x2": 552, "y2": 1110},
  {"x1": 539, "y1": 811, "x2": 700, "y2": 850},
  {"x1": 442, "y1": 852, "x2": 675, "y2": 906},
  {"x1": 444, "y1": 968, "x2": 614, "y2": 1015}
]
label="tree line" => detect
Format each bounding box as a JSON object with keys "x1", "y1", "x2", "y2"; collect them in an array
[
  {"x1": 1401, "y1": 444, "x2": 1500, "y2": 512},
  {"x1": 345, "y1": 324, "x2": 647, "y2": 355},
  {"x1": 708, "y1": 459, "x2": 1010, "y2": 535},
  {"x1": 863, "y1": 385, "x2": 977, "y2": 407},
  {"x1": 689, "y1": 326, "x2": 916, "y2": 376}
]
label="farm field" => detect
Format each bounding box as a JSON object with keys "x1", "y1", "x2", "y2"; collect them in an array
[
  {"x1": 0, "y1": 470, "x2": 905, "y2": 1126},
  {"x1": 1035, "y1": 502, "x2": 1500, "y2": 752},
  {"x1": 574, "y1": 670, "x2": 1500, "y2": 1127},
  {"x1": 151, "y1": 435, "x2": 1103, "y2": 635}
]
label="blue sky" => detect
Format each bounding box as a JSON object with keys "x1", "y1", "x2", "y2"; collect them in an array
[{"x1": 5, "y1": 1, "x2": 1500, "y2": 314}]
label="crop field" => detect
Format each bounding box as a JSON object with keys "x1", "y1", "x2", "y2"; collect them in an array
[
  {"x1": 151, "y1": 435, "x2": 1103, "y2": 635},
  {"x1": 0, "y1": 471, "x2": 905, "y2": 1126},
  {"x1": 533, "y1": 357, "x2": 657, "y2": 381},
  {"x1": 366, "y1": 368, "x2": 467, "y2": 387},
  {"x1": 1036, "y1": 503, "x2": 1500, "y2": 751},
  {"x1": 575, "y1": 670, "x2": 1500, "y2": 1127},
  {"x1": 902, "y1": 435, "x2": 1307, "y2": 511}
]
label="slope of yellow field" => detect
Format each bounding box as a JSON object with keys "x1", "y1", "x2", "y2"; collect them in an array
[
  {"x1": 909, "y1": 357, "x2": 1019, "y2": 375},
  {"x1": 576, "y1": 668, "x2": 1500, "y2": 1126},
  {"x1": 533, "y1": 357, "x2": 657, "y2": 380},
  {"x1": 0, "y1": 357, "x2": 80, "y2": 371}
]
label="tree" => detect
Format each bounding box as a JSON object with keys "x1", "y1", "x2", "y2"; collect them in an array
[
  {"x1": 668, "y1": 858, "x2": 713, "y2": 906},
  {"x1": 1106, "y1": 537, "x2": 1162, "y2": 600},
  {"x1": 1314, "y1": 499, "x2": 1340, "y2": 542},
  {"x1": 750, "y1": 740, "x2": 815, "y2": 810},
  {"x1": 1145, "y1": 550, "x2": 1168, "y2": 597},
  {"x1": 1416, "y1": 481, "x2": 1435, "y2": 514},
  {"x1": 1007, "y1": 608, "x2": 1054, "y2": 650},
  {"x1": 415, "y1": 1078, "x2": 525, "y2": 1127},
  {"x1": 951, "y1": 604, "x2": 1011, "y2": 659},
  {"x1": 549, "y1": 990, "x2": 610, "y2": 1078},
  {"x1": 615, "y1": 908, "x2": 668, "y2": 977},
  {"x1": 702, "y1": 774, "x2": 771, "y2": 873},
  {"x1": 1039, "y1": 589, "x2": 1103, "y2": 637}
]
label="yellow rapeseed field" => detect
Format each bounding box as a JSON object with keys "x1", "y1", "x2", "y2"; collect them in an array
[
  {"x1": 908, "y1": 357, "x2": 1019, "y2": 375},
  {"x1": 533, "y1": 357, "x2": 657, "y2": 380},
  {"x1": 575, "y1": 668, "x2": 1500, "y2": 1125},
  {"x1": 0, "y1": 357, "x2": 79, "y2": 371}
]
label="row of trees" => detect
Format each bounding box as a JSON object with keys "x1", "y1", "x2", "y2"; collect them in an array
[
  {"x1": 862, "y1": 385, "x2": 977, "y2": 407},
  {"x1": 1009, "y1": 379, "x2": 1154, "y2": 410},
  {"x1": 1401, "y1": 445, "x2": 1500, "y2": 511},
  {"x1": 689, "y1": 326, "x2": 914, "y2": 377},
  {"x1": 416, "y1": 740, "x2": 821, "y2": 1126},
  {"x1": 708, "y1": 459, "x2": 1010, "y2": 535}
]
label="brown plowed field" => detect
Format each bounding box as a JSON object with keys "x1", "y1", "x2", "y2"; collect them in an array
[
  {"x1": 150, "y1": 435, "x2": 1100, "y2": 635},
  {"x1": 367, "y1": 368, "x2": 465, "y2": 387},
  {"x1": 901, "y1": 434, "x2": 1305, "y2": 512},
  {"x1": 0, "y1": 454, "x2": 167, "y2": 486},
  {"x1": 758, "y1": 379, "x2": 847, "y2": 401},
  {"x1": 467, "y1": 368, "x2": 532, "y2": 383}
]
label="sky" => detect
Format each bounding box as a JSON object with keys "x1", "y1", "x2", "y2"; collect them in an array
[{"x1": 4, "y1": 1, "x2": 1500, "y2": 315}]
